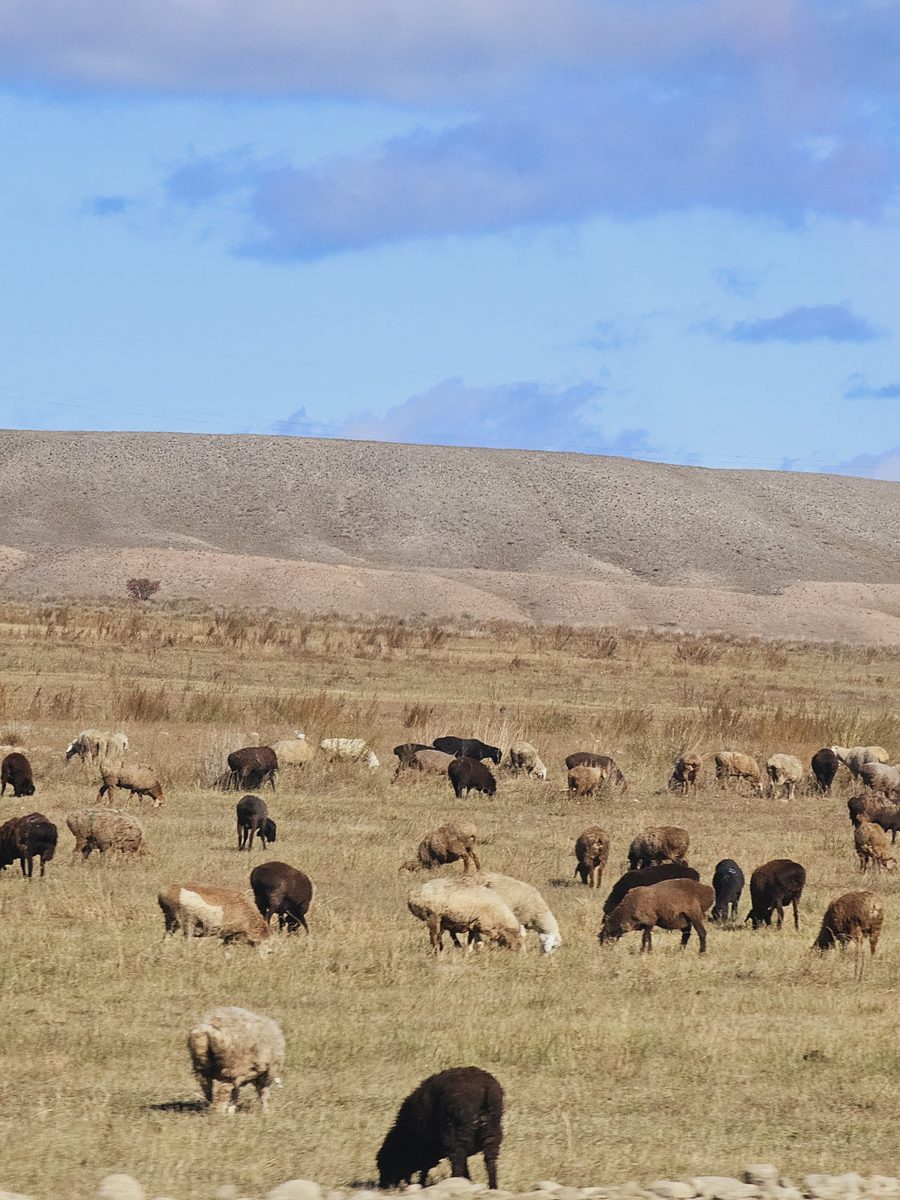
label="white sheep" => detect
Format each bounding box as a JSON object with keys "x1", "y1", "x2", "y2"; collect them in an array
[
  {"x1": 765, "y1": 754, "x2": 804, "y2": 801},
  {"x1": 65, "y1": 729, "x2": 129, "y2": 763},
  {"x1": 272, "y1": 733, "x2": 315, "y2": 768},
  {"x1": 407, "y1": 877, "x2": 523, "y2": 953},
  {"x1": 506, "y1": 742, "x2": 547, "y2": 780},
  {"x1": 188, "y1": 1006, "x2": 285, "y2": 1114},
  {"x1": 476, "y1": 871, "x2": 562, "y2": 953},
  {"x1": 320, "y1": 737, "x2": 380, "y2": 770},
  {"x1": 831, "y1": 745, "x2": 890, "y2": 777}
]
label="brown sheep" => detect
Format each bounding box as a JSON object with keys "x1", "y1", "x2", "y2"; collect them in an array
[
  {"x1": 627, "y1": 826, "x2": 689, "y2": 871},
  {"x1": 448, "y1": 757, "x2": 496, "y2": 798},
  {"x1": 668, "y1": 754, "x2": 701, "y2": 794},
  {"x1": 574, "y1": 826, "x2": 609, "y2": 888},
  {"x1": 159, "y1": 882, "x2": 272, "y2": 948},
  {"x1": 567, "y1": 766, "x2": 603, "y2": 798},
  {"x1": 814, "y1": 892, "x2": 884, "y2": 963},
  {"x1": 66, "y1": 810, "x2": 147, "y2": 859},
  {"x1": 565, "y1": 752, "x2": 628, "y2": 791},
  {"x1": 746, "y1": 859, "x2": 806, "y2": 929},
  {"x1": 97, "y1": 759, "x2": 165, "y2": 807},
  {"x1": 854, "y1": 820, "x2": 897, "y2": 872},
  {"x1": 714, "y1": 751, "x2": 763, "y2": 793},
  {"x1": 602, "y1": 862, "x2": 700, "y2": 916},
  {"x1": 599, "y1": 878, "x2": 716, "y2": 953},
  {"x1": 0, "y1": 812, "x2": 57, "y2": 878},
  {"x1": 1, "y1": 752, "x2": 35, "y2": 798},
  {"x1": 401, "y1": 823, "x2": 481, "y2": 874}
]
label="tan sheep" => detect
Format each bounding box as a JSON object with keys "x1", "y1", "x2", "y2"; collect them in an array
[
  {"x1": 188, "y1": 1005, "x2": 285, "y2": 1114},
  {"x1": 506, "y1": 742, "x2": 547, "y2": 779},
  {"x1": 407, "y1": 877, "x2": 523, "y2": 953},
  {"x1": 567, "y1": 766, "x2": 603, "y2": 797},
  {"x1": 272, "y1": 733, "x2": 315, "y2": 768},
  {"x1": 831, "y1": 745, "x2": 890, "y2": 776},
  {"x1": 813, "y1": 892, "x2": 884, "y2": 960},
  {"x1": 854, "y1": 820, "x2": 897, "y2": 873},
  {"x1": 668, "y1": 754, "x2": 701, "y2": 794},
  {"x1": 574, "y1": 826, "x2": 610, "y2": 888},
  {"x1": 599, "y1": 878, "x2": 716, "y2": 953},
  {"x1": 97, "y1": 759, "x2": 165, "y2": 807},
  {"x1": 412, "y1": 749, "x2": 456, "y2": 775},
  {"x1": 65, "y1": 729, "x2": 128, "y2": 763},
  {"x1": 766, "y1": 754, "x2": 804, "y2": 801},
  {"x1": 159, "y1": 882, "x2": 272, "y2": 949},
  {"x1": 628, "y1": 826, "x2": 689, "y2": 871},
  {"x1": 714, "y1": 751, "x2": 763, "y2": 793},
  {"x1": 401, "y1": 823, "x2": 481, "y2": 874},
  {"x1": 66, "y1": 810, "x2": 147, "y2": 859}
]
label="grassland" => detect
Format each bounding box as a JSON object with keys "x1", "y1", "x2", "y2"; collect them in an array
[{"x1": 0, "y1": 602, "x2": 899, "y2": 1200}]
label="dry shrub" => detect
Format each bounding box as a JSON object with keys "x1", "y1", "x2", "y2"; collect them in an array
[
  {"x1": 183, "y1": 688, "x2": 242, "y2": 724},
  {"x1": 112, "y1": 683, "x2": 172, "y2": 722},
  {"x1": 674, "y1": 635, "x2": 725, "y2": 666},
  {"x1": 403, "y1": 702, "x2": 434, "y2": 729}
]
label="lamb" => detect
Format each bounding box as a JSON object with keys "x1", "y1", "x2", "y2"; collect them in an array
[
  {"x1": 627, "y1": 826, "x2": 690, "y2": 871},
  {"x1": 766, "y1": 754, "x2": 804, "y2": 801},
  {"x1": 65, "y1": 729, "x2": 128, "y2": 764},
  {"x1": 714, "y1": 751, "x2": 763, "y2": 793},
  {"x1": 668, "y1": 754, "x2": 701, "y2": 794},
  {"x1": 813, "y1": 892, "x2": 884, "y2": 960},
  {"x1": 66, "y1": 810, "x2": 147, "y2": 859},
  {"x1": 602, "y1": 862, "x2": 700, "y2": 916},
  {"x1": 271, "y1": 733, "x2": 315, "y2": 769},
  {"x1": 236, "y1": 794, "x2": 277, "y2": 851},
  {"x1": 227, "y1": 745, "x2": 278, "y2": 791},
  {"x1": 599, "y1": 878, "x2": 716, "y2": 954},
  {"x1": 831, "y1": 745, "x2": 890, "y2": 777},
  {"x1": 448, "y1": 757, "x2": 496, "y2": 798},
  {"x1": 97, "y1": 759, "x2": 165, "y2": 807},
  {"x1": 574, "y1": 826, "x2": 610, "y2": 888},
  {"x1": 411, "y1": 749, "x2": 456, "y2": 776},
  {"x1": 377, "y1": 1066, "x2": 504, "y2": 1190},
  {"x1": 401, "y1": 823, "x2": 481, "y2": 874},
  {"x1": 188, "y1": 1006, "x2": 285, "y2": 1114},
  {"x1": 568, "y1": 766, "x2": 603, "y2": 798},
  {"x1": 858, "y1": 762, "x2": 900, "y2": 797},
  {"x1": 159, "y1": 882, "x2": 272, "y2": 948},
  {"x1": 565, "y1": 752, "x2": 628, "y2": 791},
  {"x1": 0, "y1": 812, "x2": 57, "y2": 878},
  {"x1": 1, "y1": 751, "x2": 35, "y2": 797},
  {"x1": 811, "y1": 748, "x2": 841, "y2": 795},
  {"x1": 711, "y1": 859, "x2": 745, "y2": 922},
  {"x1": 476, "y1": 871, "x2": 562, "y2": 953},
  {"x1": 505, "y1": 742, "x2": 547, "y2": 779},
  {"x1": 433, "y1": 736, "x2": 502, "y2": 765},
  {"x1": 745, "y1": 859, "x2": 806, "y2": 929},
  {"x1": 854, "y1": 820, "x2": 897, "y2": 872},
  {"x1": 250, "y1": 861, "x2": 314, "y2": 933},
  {"x1": 407, "y1": 877, "x2": 523, "y2": 953},
  {"x1": 320, "y1": 737, "x2": 380, "y2": 770}
]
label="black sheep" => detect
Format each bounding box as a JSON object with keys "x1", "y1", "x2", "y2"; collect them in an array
[
  {"x1": 746, "y1": 859, "x2": 806, "y2": 930},
  {"x1": 448, "y1": 757, "x2": 496, "y2": 799},
  {"x1": 236, "y1": 795, "x2": 277, "y2": 851},
  {"x1": 377, "y1": 1066, "x2": 504, "y2": 1190},
  {"x1": 250, "y1": 860, "x2": 313, "y2": 933},
  {"x1": 227, "y1": 745, "x2": 278, "y2": 791},
  {"x1": 433, "y1": 737, "x2": 502, "y2": 765},
  {"x1": 602, "y1": 862, "x2": 700, "y2": 916},
  {"x1": 811, "y1": 748, "x2": 841, "y2": 795},
  {"x1": 711, "y1": 859, "x2": 744, "y2": 922},
  {"x1": 1, "y1": 752, "x2": 35, "y2": 798},
  {"x1": 0, "y1": 812, "x2": 57, "y2": 878}
]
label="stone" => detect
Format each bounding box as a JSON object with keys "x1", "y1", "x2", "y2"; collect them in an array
[
  {"x1": 94, "y1": 1177, "x2": 146, "y2": 1200},
  {"x1": 555, "y1": 1189, "x2": 582, "y2": 1200},
  {"x1": 0, "y1": 1191, "x2": 35, "y2": 1200},
  {"x1": 266, "y1": 1184, "x2": 322, "y2": 1200},
  {"x1": 647, "y1": 1184, "x2": 697, "y2": 1200},
  {"x1": 691, "y1": 1179, "x2": 761, "y2": 1200},
  {"x1": 746, "y1": 1171, "x2": 780, "y2": 1193},
  {"x1": 213, "y1": 1190, "x2": 239, "y2": 1200},
  {"x1": 803, "y1": 1177, "x2": 863, "y2": 1200},
  {"x1": 861, "y1": 1182, "x2": 900, "y2": 1198},
  {"x1": 538, "y1": 1186, "x2": 562, "y2": 1195}
]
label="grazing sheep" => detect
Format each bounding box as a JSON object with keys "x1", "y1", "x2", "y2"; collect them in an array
[
  {"x1": 407, "y1": 877, "x2": 522, "y2": 953},
  {"x1": 668, "y1": 754, "x2": 701, "y2": 794},
  {"x1": 599, "y1": 878, "x2": 716, "y2": 954},
  {"x1": 711, "y1": 859, "x2": 745, "y2": 922},
  {"x1": 568, "y1": 766, "x2": 603, "y2": 798},
  {"x1": 812, "y1": 748, "x2": 841, "y2": 795},
  {"x1": 0, "y1": 812, "x2": 57, "y2": 878},
  {"x1": 865, "y1": 803, "x2": 900, "y2": 844},
  {"x1": 394, "y1": 743, "x2": 432, "y2": 771},
  {"x1": 714, "y1": 751, "x2": 763, "y2": 793},
  {"x1": 858, "y1": 762, "x2": 900, "y2": 797},
  {"x1": 401, "y1": 823, "x2": 481, "y2": 874},
  {"x1": 97, "y1": 759, "x2": 165, "y2": 807},
  {"x1": 602, "y1": 862, "x2": 700, "y2": 916},
  {"x1": 847, "y1": 793, "x2": 883, "y2": 827},
  {"x1": 476, "y1": 872, "x2": 561, "y2": 953},
  {"x1": 271, "y1": 733, "x2": 315, "y2": 769},
  {"x1": 831, "y1": 745, "x2": 890, "y2": 777},
  {"x1": 159, "y1": 882, "x2": 272, "y2": 948},
  {"x1": 227, "y1": 746, "x2": 278, "y2": 791},
  {"x1": 250, "y1": 861, "x2": 314, "y2": 933},
  {"x1": 377, "y1": 1066, "x2": 504, "y2": 1190},
  {"x1": 65, "y1": 729, "x2": 128, "y2": 764},
  {"x1": 411, "y1": 749, "x2": 456, "y2": 776},
  {"x1": 1, "y1": 751, "x2": 35, "y2": 797},
  {"x1": 433, "y1": 736, "x2": 502, "y2": 765},
  {"x1": 565, "y1": 752, "x2": 628, "y2": 791},
  {"x1": 766, "y1": 754, "x2": 804, "y2": 801},
  {"x1": 66, "y1": 810, "x2": 147, "y2": 859},
  {"x1": 813, "y1": 892, "x2": 884, "y2": 961},
  {"x1": 746, "y1": 859, "x2": 806, "y2": 929},
  {"x1": 188, "y1": 1006, "x2": 285, "y2": 1114},
  {"x1": 320, "y1": 737, "x2": 380, "y2": 770},
  {"x1": 505, "y1": 742, "x2": 547, "y2": 779},
  {"x1": 236, "y1": 795, "x2": 277, "y2": 851},
  {"x1": 448, "y1": 757, "x2": 496, "y2": 798},
  {"x1": 627, "y1": 826, "x2": 690, "y2": 871},
  {"x1": 574, "y1": 826, "x2": 610, "y2": 888},
  {"x1": 854, "y1": 820, "x2": 898, "y2": 872}
]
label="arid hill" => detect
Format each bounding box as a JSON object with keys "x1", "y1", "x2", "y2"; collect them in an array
[{"x1": 3, "y1": 428, "x2": 900, "y2": 641}]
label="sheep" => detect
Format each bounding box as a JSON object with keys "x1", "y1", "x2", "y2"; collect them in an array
[
  {"x1": 0, "y1": 812, "x2": 57, "y2": 878},
  {"x1": 271, "y1": 733, "x2": 315, "y2": 769},
  {"x1": 858, "y1": 762, "x2": 900, "y2": 797},
  {"x1": 393, "y1": 743, "x2": 431, "y2": 771},
  {"x1": 158, "y1": 882, "x2": 272, "y2": 949},
  {"x1": 377, "y1": 1066, "x2": 504, "y2": 1190},
  {"x1": 864, "y1": 803, "x2": 900, "y2": 844},
  {"x1": 568, "y1": 766, "x2": 603, "y2": 798},
  {"x1": 831, "y1": 745, "x2": 890, "y2": 777},
  {"x1": 97, "y1": 759, "x2": 165, "y2": 807},
  {"x1": 574, "y1": 826, "x2": 610, "y2": 888},
  {"x1": 411, "y1": 749, "x2": 456, "y2": 776},
  {"x1": 401, "y1": 823, "x2": 481, "y2": 874},
  {"x1": 66, "y1": 810, "x2": 147, "y2": 859},
  {"x1": 602, "y1": 862, "x2": 700, "y2": 916},
  {"x1": 1, "y1": 752, "x2": 35, "y2": 797},
  {"x1": 448, "y1": 757, "x2": 496, "y2": 798},
  {"x1": 407, "y1": 877, "x2": 523, "y2": 953},
  {"x1": 766, "y1": 754, "x2": 804, "y2": 801},
  {"x1": 236, "y1": 794, "x2": 277, "y2": 851},
  {"x1": 813, "y1": 892, "x2": 884, "y2": 969},
  {"x1": 476, "y1": 871, "x2": 562, "y2": 953},
  {"x1": 711, "y1": 859, "x2": 744, "y2": 922},
  {"x1": 746, "y1": 859, "x2": 806, "y2": 929},
  {"x1": 811, "y1": 748, "x2": 841, "y2": 795},
  {"x1": 433, "y1": 736, "x2": 502, "y2": 765},
  {"x1": 188, "y1": 1006, "x2": 285, "y2": 1114},
  {"x1": 320, "y1": 737, "x2": 380, "y2": 770},
  {"x1": 668, "y1": 754, "x2": 701, "y2": 794},
  {"x1": 250, "y1": 861, "x2": 314, "y2": 933},
  {"x1": 627, "y1": 826, "x2": 690, "y2": 871},
  {"x1": 599, "y1": 878, "x2": 716, "y2": 954},
  {"x1": 505, "y1": 742, "x2": 547, "y2": 779},
  {"x1": 227, "y1": 745, "x2": 278, "y2": 790},
  {"x1": 65, "y1": 729, "x2": 128, "y2": 764},
  {"x1": 847, "y1": 793, "x2": 883, "y2": 827},
  {"x1": 714, "y1": 751, "x2": 763, "y2": 793},
  {"x1": 854, "y1": 820, "x2": 897, "y2": 872},
  {"x1": 565, "y1": 752, "x2": 628, "y2": 791}
]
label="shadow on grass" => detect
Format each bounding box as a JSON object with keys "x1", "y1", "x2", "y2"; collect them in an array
[{"x1": 145, "y1": 1099, "x2": 208, "y2": 1113}]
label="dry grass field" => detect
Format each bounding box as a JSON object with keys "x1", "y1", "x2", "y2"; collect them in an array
[{"x1": 1, "y1": 602, "x2": 899, "y2": 1200}]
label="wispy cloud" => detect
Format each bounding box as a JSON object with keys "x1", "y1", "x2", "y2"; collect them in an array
[
  {"x1": 725, "y1": 304, "x2": 881, "y2": 345},
  {"x1": 826, "y1": 445, "x2": 900, "y2": 482},
  {"x1": 843, "y1": 374, "x2": 900, "y2": 400},
  {"x1": 712, "y1": 267, "x2": 760, "y2": 299},
  {"x1": 85, "y1": 195, "x2": 135, "y2": 216}
]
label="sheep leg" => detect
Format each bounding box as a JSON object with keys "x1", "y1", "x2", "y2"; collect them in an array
[
  {"x1": 640, "y1": 927, "x2": 653, "y2": 953},
  {"x1": 448, "y1": 1149, "x2": 471, "y2": 1180},
  {"x1": 680, "y1": 925, "x2": 692, "y2": 948},
  {"x1": 774, "y1": 900, "x2": 784, "y2": 929},
  {"x1": 428, "y1": 917, "x2": 443, "y2": 953},
  {"x1": 691, "y1": 917, "x2": 707, "y2": 953},
  {"x1": 791, "y1": 898, "x2": 800, "y2": 931},
  {"x1": 226, "y1": 1084, "x2": 241, "y2": 1115}
]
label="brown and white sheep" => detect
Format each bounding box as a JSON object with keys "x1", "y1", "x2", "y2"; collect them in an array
[
  {"x1": 188, "y1": 1006, "x2": 285, "y2": 1114},
  {"x1": 505, "y1": 742, "x2": 547, "y2": 779},
  {"x1": 401, "y1": 823, "x2": 481, "y2": 874},
  {"x1": 97, "y1": 759, "x2": 165, "y2": 807},
  {"x1": 668, "y1": 754, "x2": 701, "y2": 794},
  {"x1": 813, "y1": 891, "x2": 884, "y2": 962},
  {"x1": 714, "y1": 751, "x2": 763, "y2": 793},
  {"x1": 599, "y1": 878, "x2": 716, "y2": 954},
  {"x1": 574, "y1": 826, "x2": 610, "y2": 888},
  {"x1": 159, "y1": 882, "x2": 272, "y2": 948},
  {"x1": 854, "y1": 820, "x2": 897, "y2": 872},
  {"x1": 627, "y1": 826, "x2": 689, "y2": 871},
  {"x1": 766, "y1": 754, "x2": 804, "y2": 801},
  {"x1": 66, "y1": 810, "x2": 147, "y2": 859},
  {"x1": 407, "y1": 877, "x2": 522, "y2": 953}
]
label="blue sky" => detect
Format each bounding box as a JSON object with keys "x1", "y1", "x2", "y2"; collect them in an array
[{"x1": 1, "y1": 1, "x2": 900, "y2": 476}]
